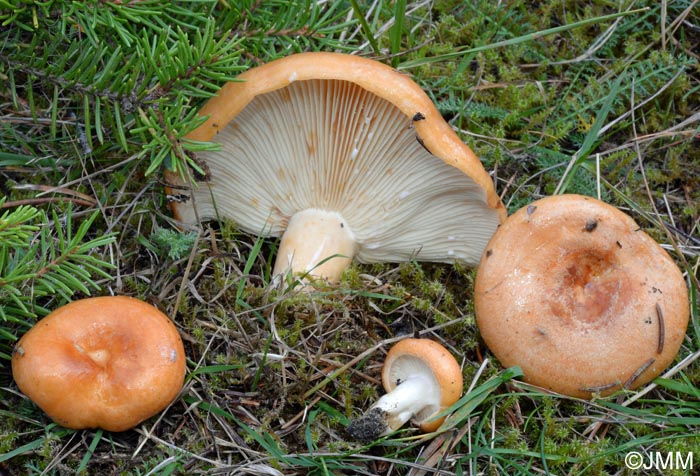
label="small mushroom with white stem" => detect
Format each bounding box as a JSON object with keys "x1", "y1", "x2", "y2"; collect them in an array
[
  {"x1": 474, "y1": 194, "x2": 689, "y2": 398},
  {"x1": 347, "y1": 338, "x2": 463, "y2": 441},
  {"x1": 166, "y1": 52, "x2": 506, "y2": 285}
]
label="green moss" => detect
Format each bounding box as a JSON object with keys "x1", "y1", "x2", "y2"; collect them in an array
[{"x1": 0, "y1": 428, "x2": 18, "y2": 454}]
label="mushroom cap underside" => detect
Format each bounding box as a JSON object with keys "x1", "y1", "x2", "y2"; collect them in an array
[
  {"x1": 167, "y1": 52, "x2": 505, "y2": 266},
  {"x1": 12, "y1": 296, "x2": 186, "y2": 431},
  {"x1": 475, "y1": 194, "x2": 689, "y2": 398}
]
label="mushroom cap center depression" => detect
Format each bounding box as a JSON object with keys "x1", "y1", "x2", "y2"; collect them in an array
[
  {"x1": 547, "y1": 249, "x2": 632, "y2": 327},
  {"x1": 66, "y1": 322, "x2": 173, "y2": 404},
  {"x1": 37, "y1": 322, "x2": 178, "y2": 406}
]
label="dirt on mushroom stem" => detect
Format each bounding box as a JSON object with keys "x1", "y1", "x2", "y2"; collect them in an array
[{"x1": 347, "y1": 407, "x2": 392, "y2": 442}]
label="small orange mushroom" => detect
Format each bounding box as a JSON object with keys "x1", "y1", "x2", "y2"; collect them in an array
[
  {"x1": 347, "y1": 338, "x2": 463, "y2": 441},
  {"x1": 166, "y1": 52, "x2": 505, "y2": 284},
  {"x1": 12, "y1": 296, "x2": 186, "y2": 431},
  {"x1": 475, "y1": 194, "x2": 689, "y2": 398}
]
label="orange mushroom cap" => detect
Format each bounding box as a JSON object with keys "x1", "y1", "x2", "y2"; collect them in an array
[
  {"x1": 347, "y1": 338, "x2": 463, "y2": 441},
  {"x1": 12, "y1": 296, "x2": 186, "y2": 431},
  {"x1": 475, "y1": 194, "x2": 689, "y2": 398},
  {"x1": 166, "y1": 52, "x2": 505, "y2": 283}
]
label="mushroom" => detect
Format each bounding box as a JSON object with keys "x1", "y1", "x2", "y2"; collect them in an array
[
  {"x1": 474, "y1": 194, "x2": 689, "y2": 398},
  {"x1": 11, "y1": 296, "x2": 186, "y2": 431},
  {"x1": 347, "y1": 338, "x2": 463, "y2": 441},
  {"x1": 166, "y1": 52, "x2": 506, "y2": 283}
]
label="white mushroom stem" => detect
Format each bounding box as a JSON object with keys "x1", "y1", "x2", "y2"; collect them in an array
[
  {"x1": 348, "y1": 373, "x2": 441, "y2": 441},
  {"x1": 372, "y1": 373, "x2": 440, "y2": 432},
  {"x1": 272, "y1": 208, "x2": 357, "y2": 283}
]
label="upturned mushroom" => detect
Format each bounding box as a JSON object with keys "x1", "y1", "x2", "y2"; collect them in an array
[
  {"x1": 474, "y1": 194, "x2": 689, "y2": 398},
  {"x1": 12, "y1": 296, "x2": 186, "y2": 431},
  {"x1": 347, "y1": 338, "x2": 463, "y2": 441},
  {"x1": 166, "y1": 52, "x2": 506, "y2": 284}
]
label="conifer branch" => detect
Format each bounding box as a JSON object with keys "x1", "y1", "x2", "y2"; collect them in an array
[{"x1": 0, "y1": 200, "x2": 116, "y2": 355}]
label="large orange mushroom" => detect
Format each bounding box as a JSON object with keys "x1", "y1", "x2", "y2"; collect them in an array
[
  {"x1": 475, "y1": 194, "x2": 689, "y2": 398},
  {"x1": 12, "y1": 296, "x2": 186, "y2": 431},
  {"x1": 166, "y1": 52, "x2": 505, "y2": 284}
]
